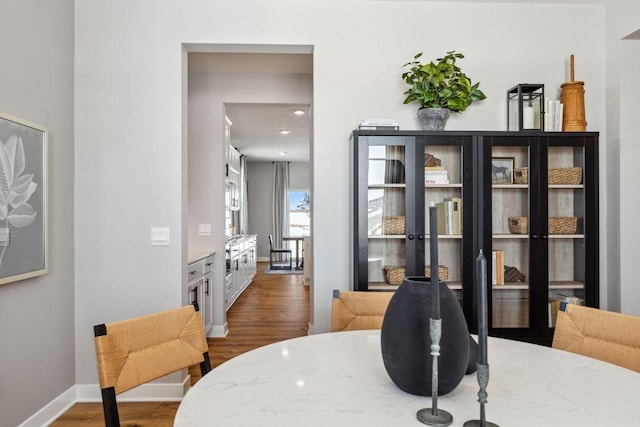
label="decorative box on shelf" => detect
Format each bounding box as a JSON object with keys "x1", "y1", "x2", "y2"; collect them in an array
[
  {"x1": 513, "y1": 167, "x2": 582, "y2": 185},
  {"x1": 508, "y1": 216, "x2": 578, "y2": 235},
  {"x1": 382, "y1": 216, "x2": 406, "y2": 235},
  {"x1": 383, "y1": 265, "x2": 448, "y2": 286}
]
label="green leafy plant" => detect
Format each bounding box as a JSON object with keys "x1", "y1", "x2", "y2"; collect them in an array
[{"x1": 402, "y1": 51, "x2": 487, "y2": 113}]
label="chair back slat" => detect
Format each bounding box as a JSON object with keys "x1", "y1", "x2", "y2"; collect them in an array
[
  {"x1": 553, "y1": 304, "x2": 640, "y2": 373},
  {"x1": 331, "y1": 290, "x2": 394, "y2": 332},
  {"x1": 94, "y1": 305, "x2": 209, "y2": 394}
]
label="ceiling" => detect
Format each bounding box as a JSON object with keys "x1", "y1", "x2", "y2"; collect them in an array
[
  {"x1": 225, "y1": 103, "x2": 311, "y2": 162},
  {"x1": 189, "y1": 52, "x2": 313, "y2": 163}
]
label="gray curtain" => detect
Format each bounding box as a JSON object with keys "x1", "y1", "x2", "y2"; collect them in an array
[
  {"x1": 272, "y1": 161, "x2": 290, "y2": 250},
  {"x1": 239, "y1": 155, "x2": 249, "y2": 234}
]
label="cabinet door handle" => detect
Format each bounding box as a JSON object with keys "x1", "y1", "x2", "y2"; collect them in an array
[
  {"x1": 407, "y1": 234, "x2": 415, "y2": 240},
  {"x1": 189, "y1": 270, "x2": 197, "y2": 275},
  {"x1": 541, "y1": 235, "x2": 548, "y2": 240},
  {"x1": 206, "y1": 262, "x2": 213, "y2": 266},
  {"x1": 531, "y1": 234, "x2": 539, "y2": 239},
  {"x1": 205, "y1": 279, "x2": 209, "y2": 295},
  {"x1": 417, "y1": 234, "x2": 424, "y2": 240}
]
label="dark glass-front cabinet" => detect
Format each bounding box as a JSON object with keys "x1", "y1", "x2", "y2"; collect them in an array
[
  {"x1": 482, "y1": 133, "x2": 598, "y2": 345},
  {"x1": 352, "y1": 131, "x2": 475, "y2": 323},
  {"x1": 351, "y1": 130, "x2": 599, "y2": 345}
]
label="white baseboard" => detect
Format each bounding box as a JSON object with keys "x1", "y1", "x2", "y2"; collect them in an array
[
  {"x1": 76, "y1": 376, "x2": 190, "y2": 402},
  {"x1": 207, "y1": 321, "x2": 228, "y2": 338},
  {"x1": 18, "y1": 377, "x2": 191, "y2": 427},
  {"x1": 17, "y1": 386, "x2": 76, "y2": 427}
]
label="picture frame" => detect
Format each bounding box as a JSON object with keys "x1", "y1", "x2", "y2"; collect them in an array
[
  {"x1": 0, "y1": 112, "x2": 48, "y2": 285},
  {"x1": 491, "y1": 157, "x2": 514, "y2": 184}
]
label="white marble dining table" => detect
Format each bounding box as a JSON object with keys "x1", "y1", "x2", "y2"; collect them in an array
[{"x1": 174, "y1": 330, "x2": 640, "y2": 426}]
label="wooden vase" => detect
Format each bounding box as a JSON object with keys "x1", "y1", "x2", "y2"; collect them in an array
[{"x1": 560, "y1": 81, "x2": 587, "y2": 132}]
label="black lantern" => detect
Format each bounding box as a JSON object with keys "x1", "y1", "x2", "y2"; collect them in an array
[{"x1": 507, "y1": 84, "x2": 545, "y2": 131}]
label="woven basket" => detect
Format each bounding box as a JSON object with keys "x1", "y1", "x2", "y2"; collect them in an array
[
  {"x1": 383, "y1": 265, "x2": 448, "y2": 286},
  {"x1": 382, "y1": 216, "x2": 405, "y2": 235},
  {"x1": 508, "y1": 217, "x2": 529, "y2": 234},
  {"x1": 508, "y1": 216, "x2": 578, "y2": 234},
  {"x1": 513, "y1": 168, "x2": 528, "y2": 184},
  {"x1": 513, "y1": 167, "x2": 582, "y2": 185},
  {"x1": 549, "y1": 217, "x2": 578, "y2": 234}
]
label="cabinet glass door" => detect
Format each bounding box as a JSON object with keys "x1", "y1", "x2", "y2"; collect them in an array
[
  {"x1": 546, "y1": 140, "x2": 587, "y2": 328},
  {"x1": 490, "y1": 140, "x2": 531, "y2": 329},
  {"x1": 366, "y1": 141, "x2": 408, "y2": 290},
  {"x1": 422, "y1": 136, "x2": 472, "y2": 308}
]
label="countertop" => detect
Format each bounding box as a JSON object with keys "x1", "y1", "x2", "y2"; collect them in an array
[{"x1": 187, "y1": 250, "x2": 215, "y2": 264}]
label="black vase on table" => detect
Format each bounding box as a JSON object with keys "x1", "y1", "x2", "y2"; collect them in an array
[{"x1": 381, "y1": 276, "x2": 474, "y2": 396}]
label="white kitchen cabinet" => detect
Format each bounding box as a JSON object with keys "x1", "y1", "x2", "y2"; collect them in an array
[
  {"x1": 225, "y1": 235, "x2": 257, "y2": 311},
  {"x1": 187, "y1": 252, "x2": 215, "y2": 334}
]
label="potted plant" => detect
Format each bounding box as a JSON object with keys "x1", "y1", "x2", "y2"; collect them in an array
[{"x1": 402, "y1": 51, "x2": 487, "y2": 130}]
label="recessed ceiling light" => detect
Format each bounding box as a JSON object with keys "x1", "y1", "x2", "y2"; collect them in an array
[
  {"x1": 279, "y1": 151, "x2": 287, "y2": 156},
  {"x1": 294, "y1": 109, "x2": 305, "y2": 116},
  {"x1": 280, "y1": 130, "x2": 291, "y2": 135}
]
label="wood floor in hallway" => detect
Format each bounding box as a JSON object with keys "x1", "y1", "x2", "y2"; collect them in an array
[{"x1": 50, "y1": 261, "x2": 310, "y2": 426}]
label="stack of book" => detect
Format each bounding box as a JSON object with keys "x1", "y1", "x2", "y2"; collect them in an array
[
  {"x1": 425, "y1": 166, "x2": 449, "y2": 184},
  {"x1": 492, "y1": 250, "x2": 505, "y2": 285},
  {"x1": 545, "y1": 99, "x2": 564, "y2": 131},
  {"x1": 434, "y1": 197, "x2": 462, "y2": 235},
  {"x1": 359, "y1": 119, "x2": 399, "y2": 130}
]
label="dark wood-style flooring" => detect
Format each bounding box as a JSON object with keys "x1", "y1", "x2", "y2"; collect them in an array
[{"x1": 50, "y1": 262, "x2": 310, "y2": 426}]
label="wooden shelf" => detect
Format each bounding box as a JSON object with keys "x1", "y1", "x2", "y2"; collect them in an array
[
  {"x1": 492, "y1": 233, "x2": 585, "y2": 239},
  {"x1": 549, "y1": 281, "x2": 584, "y2": 290},
  {"x1": 368, "y1": 184, "x2": 405, "y2": 189},
  {"x1": 425, "y1": 183, "x2": 463, "y2": 188},
  {"x1": 493, "y1": 283, "x2": 529, "y2": 290},
  {"x1": 368, "y1": 281, "x2": 463, "y2": 291}
]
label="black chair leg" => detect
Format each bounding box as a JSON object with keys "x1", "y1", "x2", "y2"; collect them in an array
[{"x1": 101, "y1": 387, "x2": 120, "y2": 427}]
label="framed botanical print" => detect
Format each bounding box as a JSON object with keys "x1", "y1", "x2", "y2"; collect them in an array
[{"x1": 0, "y1": 112, "x2": 48, "y2": 285}]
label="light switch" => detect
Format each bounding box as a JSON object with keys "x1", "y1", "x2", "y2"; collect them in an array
[
  {"x1": 151, "y1": 227, "x2": 170, "y2": 246},
  {"x1": 199, "y1": 223, "x2": 212, "y2": 236}
]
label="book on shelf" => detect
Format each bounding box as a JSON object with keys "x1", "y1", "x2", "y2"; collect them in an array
[
  {"x1": 444, "y1": 197, "x2": 462, "y2": 234},
  {"x1": 359, "y1": 119, "x2": 399, "y2": 130},
  {"x1": 434, "y1": 197, "x2": 462, "y2": 235},
  {"x1": 491, "y1": 250, "x2": 504, "y2": 285},
  {"x1": 425, "y1": 168, "x2": 449, "y2": 185},
  {"x1": 544, "y1": 99, "x2": 564, "y2": 132}
]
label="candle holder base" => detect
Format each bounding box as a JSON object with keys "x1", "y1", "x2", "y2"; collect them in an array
[
  {"x1": 463, "y1": 421, "x2": 499, "y2": 427},
  {"x1": 416, "y1": 408, "x2": 453, "y2": 426}
]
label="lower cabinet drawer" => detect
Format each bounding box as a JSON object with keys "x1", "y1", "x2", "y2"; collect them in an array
[{"x1": 187, "y1": 259, "x2": 205, "y2": 282}]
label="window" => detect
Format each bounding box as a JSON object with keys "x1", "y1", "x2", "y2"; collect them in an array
[{"x1": 288, "y1": 191, "x2": 310, "y2": 259}]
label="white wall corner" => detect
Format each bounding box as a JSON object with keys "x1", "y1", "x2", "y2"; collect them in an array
[{"x1": 17, "y1": 386, "x2": 76, "y2": 427}]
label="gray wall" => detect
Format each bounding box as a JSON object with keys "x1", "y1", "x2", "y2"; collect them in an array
[
  {"x1": 247, "y1": 161, "x2": 311, "y2": 260},
  {"x1": 74, "y1": 0, "x2": 608, "y2": 386},
  {"x1": 605, "y1": 0, "x2": 640, "y2": 314},
  {"x1": 0, "y1": 0, "x2": 75, "y2": 425}
]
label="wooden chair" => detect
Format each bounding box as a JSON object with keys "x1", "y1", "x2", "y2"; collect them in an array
[
  {"x1": 93, "y1": 303, "x2": 212, "y2": 427},
  {"x1": 552, "y1": 302, "x2": 640, "y2": 373},
  {"x1": 269, "y1": 234, "x2": 292, "y2": 270},
  {"x1": 331, "y1": 289, "x2": 394, "y2": 331}
]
